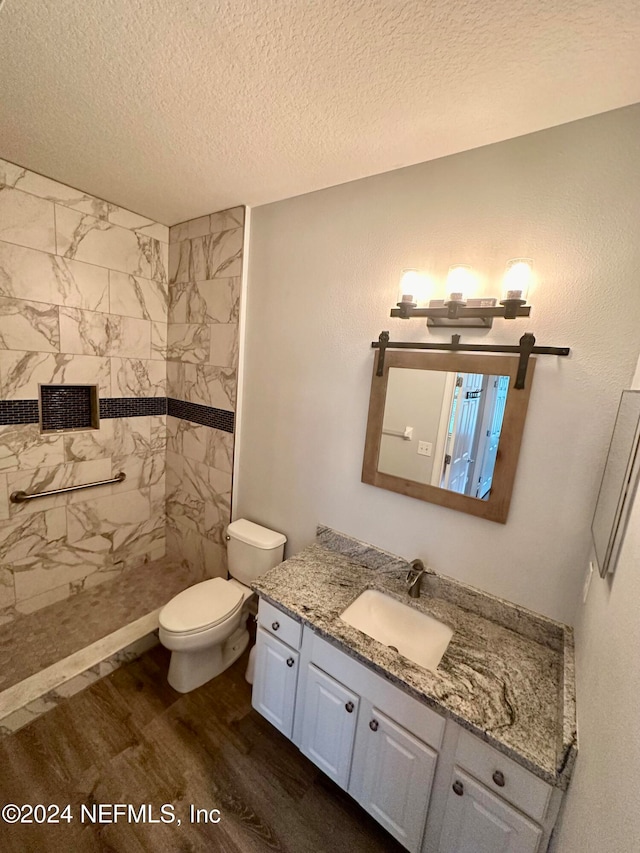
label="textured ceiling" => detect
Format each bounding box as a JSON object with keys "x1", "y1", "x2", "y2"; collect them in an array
[{"x1": 1, "y1": 0, "x2": 639, "y2": 225}]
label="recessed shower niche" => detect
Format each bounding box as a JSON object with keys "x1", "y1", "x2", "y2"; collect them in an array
[{"x1": 38, "y1": 384, "x2": 100, "y2": 434}]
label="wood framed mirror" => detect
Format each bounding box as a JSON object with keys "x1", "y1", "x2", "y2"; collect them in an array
[{"x1": 361, "y1": 350, "x2": 535, "y2": 523}]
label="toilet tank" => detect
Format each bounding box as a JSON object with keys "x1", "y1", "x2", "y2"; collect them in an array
[{"x1": 226, "y1": 519, "x2": 287, "y2": 585}]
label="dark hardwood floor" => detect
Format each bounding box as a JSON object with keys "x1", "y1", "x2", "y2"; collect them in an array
[{"x1": 0, "y1": 643, "x2": 406, "y2": 852}]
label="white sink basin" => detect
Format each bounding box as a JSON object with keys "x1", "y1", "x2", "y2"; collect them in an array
[{"x1": 340, "y1": 589, "x2": 453, "y2": 672}]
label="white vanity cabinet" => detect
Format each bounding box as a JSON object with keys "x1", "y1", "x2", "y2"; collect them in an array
[
  {"x1": 349, "y1": 702, "x2": 438, "y2": 852},
  {"x1": 438, "y1": 768, "x2": 542, "y2": 853},
  {"x1": 251, "y1": 600, "x2": 302, "y2": 738},
  {"x1": 295, "y1": 626, "x2": 445, "y2": 853},
  {"x1": 251, "y1": 599, "x2": 564, "y2": 853},
  {"x1": 299, "y1": 664, "x2": 359, "y2": 788},
  {"x1": 435, "y1": 730, "x2": 558, "y2": 853}
]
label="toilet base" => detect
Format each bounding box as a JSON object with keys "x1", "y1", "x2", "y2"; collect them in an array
[{"x1": 167, "y1": 627, "x2": 250, "y2": 693}]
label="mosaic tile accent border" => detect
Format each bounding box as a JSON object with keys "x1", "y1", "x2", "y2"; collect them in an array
[
  {"x1": 0, "y1": 400, "x2": 39, "y2": 425},
  {"x1": 0, "y1": 396, "x2": 234, "y2": 432},
  {"x1": 167, "y1": 398, "x2": 234, "y2": 433},
  {"x1": 99, "y1": 397, "x2": 167, "y2": 419}
]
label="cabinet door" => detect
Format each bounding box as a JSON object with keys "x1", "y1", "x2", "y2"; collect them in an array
[
  {"x1": 351, "y1": 706, "x2": 437, "y2": 853},
  {"x1": 438, "y1": 768, "x2": 543, "y2": 853},
  {"x1": 252, "y1": 627, "x2": 299, "y2": 738},
  {"x1": 299, "y1": 664, "x2": 359, "y2": 788}
]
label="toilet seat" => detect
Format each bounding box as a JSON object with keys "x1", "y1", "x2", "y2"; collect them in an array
[{"x1": 159, "y1": 578, "x2": 243, "y2": 636}]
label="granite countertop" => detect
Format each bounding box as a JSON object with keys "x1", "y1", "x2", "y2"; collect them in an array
[{"x1": 253, "y1": 528, "x2": 577, "y2": 790}]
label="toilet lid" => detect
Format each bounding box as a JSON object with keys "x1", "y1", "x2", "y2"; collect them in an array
[{"x1": 159, "y1": 578, "x2": 244, "y2": 634}]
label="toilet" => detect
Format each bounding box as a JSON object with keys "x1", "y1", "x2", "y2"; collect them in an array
[{"x1": 158, "y1": 519, "x2": 286, "y2": 693}]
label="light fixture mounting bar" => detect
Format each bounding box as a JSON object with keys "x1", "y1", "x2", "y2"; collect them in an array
[{"x1": 390, "y1": 304, "x2": 532, "y2": 328}]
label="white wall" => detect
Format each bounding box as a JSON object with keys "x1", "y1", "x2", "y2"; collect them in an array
[
  {"x1": 235, "y1": 104, "x2": 640, "y2": 624},
  {"x1": 553, "y1": 362, "x2": 640, "y2": 850}
]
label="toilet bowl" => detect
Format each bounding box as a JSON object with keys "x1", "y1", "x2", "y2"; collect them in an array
[{"x1": 159, "y1": 519, "x2": 286, "y2": 693}]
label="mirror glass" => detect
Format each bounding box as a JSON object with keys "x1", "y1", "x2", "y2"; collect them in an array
[
  {"x1": 362, "y1": 351, "x2": 535, "y2": 523},
  {"x1": 378, "y1": 368, "x2": 510, "y2": 500},
  {"x1": 591, "y1": 390, "x2": 640, "y2": 577}
]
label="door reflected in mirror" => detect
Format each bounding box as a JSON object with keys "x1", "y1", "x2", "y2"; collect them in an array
[{"x1": 378, "y1": 368, "x2": 510, "y2": 500}]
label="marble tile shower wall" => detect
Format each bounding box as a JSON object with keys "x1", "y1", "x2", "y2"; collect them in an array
[
  {"x1": 166, "y1": 207, "x2": 244, "y2": 578},
  {"x1": 0, "y1": 158, "x2": 169, "y2": 623}
]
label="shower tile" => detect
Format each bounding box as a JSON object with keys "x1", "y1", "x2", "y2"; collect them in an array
[
  {"x1": 167, "y1": 517, "x2": 206, "y2": 572},
  {"x1": 0, "y1": 423, "x2": 65, "y2": 472},
  {"x1": 167, "y1": 323, "x2": 210, "y2": 362},
  {"x1": 0, "y1": 351, "x2": 112, "y2": 400},
  {"x1": 107, "y1": 206, "x2": 155, "y2": 231},
  {"x1": 55, "y1": 206, "x2": 152, "y2": 278},
  {"x1": 0, "y1": 159, "x2": 112, "y2": 219},
  {"x1": 112, "y1": 514, "x2": 165, "y2": 563},
  {"x1": 204, "y1": 538, "x2": 227, "y2": 578},
  {"x1": 209, "y1": 323, "x2": 238, "y2": 368},
  {"x1": 63, "y1": 420, "x2": 115, "y2": 463},
  {"x1": 180, "y1": 422, "x2": 208, "y2": 463},
  {"x1": 151, "y1": 321, "x2": 167, "y2": 361},
  {"x1": 13, "y1": 582, "x2": 71, "y2": 616},
  {"x1": 0, "y1": 242, "x2": 109, "y2": 310},
  {"x1": 166, "y1": 361, "x2": 185, "y2": 399},
  {"x1": 149, "y1": 480, "x2": 166, "y2": 523},
  {"x1": 147, "y1": 237, "x2": 168, "y2": 284},
  {"x1": 0, "y1": 187, "x2": 55, "y2": 252},
  {"x1": 168, "y1": 227, "x2": 242, "y2": 284},
  {"x1": 165, "y1": 416, "x2": 185, "y2": 455},
  {"x1": 12, "y1": 541, "x2": 109, "y2": 602},
  {"x1": 0, "y1": 475, "x2": 8, "y2": 521},
  {"x1": 165, "y1": 450, "x2": 183, "y2": 492},
  {"x1": 204, "y1": 428, "x2": 234, "y2": 473},
  {"x1": 0, "y1": 569, "x2": 15, "y2": 610},
  {"x1": 79, "y1": 567, "x2": 124, "y2": 592},
  {"x1": 59, "y1": 307, "x2": 151, "y2": 359},
  {"x1": 190, "y1": 227, "x2": 243, "y2": 281},
  {"x1": 169, "y1": 215, "x2": 210, "y2": 243},
  {"x1": 208, "y1": 206, "x2": 245, "y2": 235},
  {"x1": 0, "y1": 297, "x2": 59, "y2": 352},
  {"x1": 181, "y1": 457, "x2": 213, "y2": 503},
  {"x1": 0, "y1": 508, "x2": 67, "y2": 567},
  {"x1": 182, "y1": 363, "x2": 236, "y2": 410},
  {"x1": 111, "y1": 357, "x2": 165, "y2": 397},
  {"x1": 66, "y1": 490, "x2": 150, "y2": 544},
  {"x1": 168, "y1": 239, "x2": 189, "y2": 284},
  {"x1": 135, "y1": 222, "x2": 169, "y2": 243},
  {"x1": 109, "y1": 271, "x2": 168, "y2": 322},
  {"x1": 168, "y1": 278, "x2": 240, "y2": 325},
  {"x1": 150, "y1": 415, "x2": 166, "y2": 455}
]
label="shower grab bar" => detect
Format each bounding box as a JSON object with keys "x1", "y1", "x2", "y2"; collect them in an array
[{"x1": 10, "y1": 471, "x2": 126, "y2": 503}]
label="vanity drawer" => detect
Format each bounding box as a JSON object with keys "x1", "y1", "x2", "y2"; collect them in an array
[
  {"x1": 455, "y1": 729, "x2": 553, "y2": 822},
  {"x1": 258, "y1": 599, "x2": 302, "y2": 650}
]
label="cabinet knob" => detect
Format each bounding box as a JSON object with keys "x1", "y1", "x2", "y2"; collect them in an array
[
  {"x1": 492, "y1": 770, "x2": 505, "y2": 788},
  {"x1": 369, "y1": 719, "x2": 379, "y2": 732},
  {"x1": 452, "y1": 780, "x2": 464, "y2": 797},
  {"x1": 286, "y1": 657, "x2": 295, "y2": 668},
  {"x1": 345, "y1": 701, "x2": 354, "y2": 713},
  {"x1": 272, "y1": 621, "x2": 280, "y2": 631}
]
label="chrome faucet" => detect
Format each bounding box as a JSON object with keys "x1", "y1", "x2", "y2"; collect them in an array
[{"x1": 406, "y1": 559, "x2": 427, "y2": 598}]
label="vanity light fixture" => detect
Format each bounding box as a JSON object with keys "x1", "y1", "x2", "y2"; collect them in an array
[{"x1": 392, "y1": 259, "x2": 534, "y2": 328}]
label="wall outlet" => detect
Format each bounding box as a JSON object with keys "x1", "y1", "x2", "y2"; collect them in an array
[
  {"x1": 417, "y1": 441, "x2": 433, "y2": 457},
  {"x1": 582, "y1": 561, "x2": 594, "y2": 604}
]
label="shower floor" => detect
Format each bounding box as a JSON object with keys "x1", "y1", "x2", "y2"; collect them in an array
[{"x1": 0, "y1": 558, "x2": 201, "y2": 695}]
